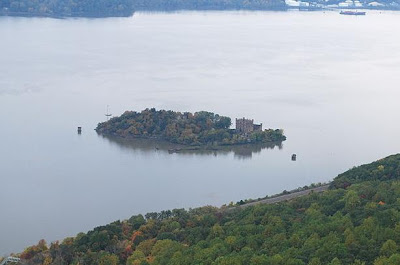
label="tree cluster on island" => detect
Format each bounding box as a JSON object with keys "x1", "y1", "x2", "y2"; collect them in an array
[
  {"x1": 12, "y1": 154, "x2": 400, "y2": 265},
  {"x1": 95, "y1": 108, "x2": 286, "y2": 146}
]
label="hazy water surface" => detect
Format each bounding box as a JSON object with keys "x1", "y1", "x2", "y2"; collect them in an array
[{"x1": 1, "y1": 11, "x2": 400, "y2": 254}]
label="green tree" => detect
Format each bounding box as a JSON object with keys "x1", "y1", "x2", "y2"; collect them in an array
[
  {"x1": 126, "y1": 250, "x2": 146, "y2": 265},
  {"x1": 98, "y1": 253, "x2": 119, "y2": 265},
  {"x1": 380, "y1": 240, "x2": 398, "y2": 257},
  {"x1": 329, "y1": 258, "x2": 342, "y2": 265}
]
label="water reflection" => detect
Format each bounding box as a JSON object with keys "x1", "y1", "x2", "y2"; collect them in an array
[{"x1": 98, "y1": 135, "x2": 283, "y2": 159}]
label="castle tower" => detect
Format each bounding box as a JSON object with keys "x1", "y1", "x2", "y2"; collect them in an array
[{"x1": 236, "y1": 118, "x2": 254, "y2": 134}]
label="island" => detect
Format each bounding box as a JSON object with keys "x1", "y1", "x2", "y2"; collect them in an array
[{"x1": 95, "y1": 108, "x2": 286, "y2": 146}]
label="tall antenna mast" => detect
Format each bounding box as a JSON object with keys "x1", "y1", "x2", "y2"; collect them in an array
[{"x1": 105, "y1": 105, "x2": 112, "y2": 121}]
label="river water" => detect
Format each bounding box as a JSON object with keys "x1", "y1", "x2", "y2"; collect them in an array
[{"x1": 1, "y1": 10, "x2": 400, "y2": 255}]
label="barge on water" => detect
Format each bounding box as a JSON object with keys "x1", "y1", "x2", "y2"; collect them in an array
[{"x1": 340, "y1": 10, "x2": 366, "y2": 15}]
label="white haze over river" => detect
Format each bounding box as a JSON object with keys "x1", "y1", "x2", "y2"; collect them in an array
[{"x1": 1, "y1": 10, "x2": 400, "y2": 255}]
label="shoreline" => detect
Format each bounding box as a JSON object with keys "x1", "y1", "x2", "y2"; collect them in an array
[
  {"x1": 0, "y1": 11, "x2": 134, "y2": 19},
  {"x1": 1, "y1": 8, "x2": 400, "y2": 19},
  {"x1": 97, "y1": 133, "x2": 284, "y2": 150},
  {"x1": 234, "y1": 184, "x2": 330, "y2": 209}
]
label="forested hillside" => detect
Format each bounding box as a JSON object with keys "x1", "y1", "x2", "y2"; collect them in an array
[
  {"x1": 131, "y1": 0, "x2": 286, "y2": 11},
  {"x1": 0, "y1": 0, "x2": 134, "y2": 17},
  {"x1": 0, "y1": 0, "x2": 286, "y2": 17},
  {"x1": 12, "y1": 154, "x2": 400, "y2": 265},
  {"x1": 332, "y1": 154, "x2": 400, "y2": 189}
]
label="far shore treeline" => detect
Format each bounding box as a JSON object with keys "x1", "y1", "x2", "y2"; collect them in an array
[
  {"x1": 95, "y1": 108, "x2": 286, "y2": 146},
  {"x1": 2, "y1": 0, "x2": 400, "y2": 17},
  {"x1": 0, "y1": 0, "x2": 286, "y2": 18},
  {"x1": 0, "y1": 0, "x2": 134, "y2": 17}
]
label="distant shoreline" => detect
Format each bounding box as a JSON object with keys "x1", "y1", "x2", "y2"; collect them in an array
[
  {"x1": 99, "y1": 133, "x2": 283, "y2": 152},
  {"x1": 1, "y1": 7, "x2": 399, "y2": 19},
  {"x1": 0, "y1": 11, "x2": 134, "y2": 18}
]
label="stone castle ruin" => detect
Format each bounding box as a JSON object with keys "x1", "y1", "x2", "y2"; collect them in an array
[{"x1": 235, "y1": 118, "x2": 262, "y2": 135}]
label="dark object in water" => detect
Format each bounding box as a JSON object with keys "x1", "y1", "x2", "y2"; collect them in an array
[
  {"x1": 340, "y1": 10, "x2": 366, "y2": 15},
  {"x1": 168, "y1": 148, "x2": 181, "y2": 154},
  {"x1": 292, "y1": 154, "x2": 297, "y2": 161},
  {"x1": 78, "y1": 127, "x2": 82, "y2": 134}
]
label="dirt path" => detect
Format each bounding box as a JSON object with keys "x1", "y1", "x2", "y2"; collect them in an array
[{"x1": 237, "y1": 185, "x2": 330, "y2": 209}]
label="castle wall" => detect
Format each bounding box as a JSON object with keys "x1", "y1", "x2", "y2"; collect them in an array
[
  {"x1": 253, "y1": 123, "x2": 262, "y2": 131},
  {"x1": 236, "y1": 118, "x2": 254, "y2": 134},
  {"x1": 236, "y1": 118, "x2": 262, "y2": 134}
]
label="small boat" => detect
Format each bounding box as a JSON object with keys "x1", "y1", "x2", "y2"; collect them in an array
[
  {"x1": 292, "y1": 154, "x2": 297, "y2": 161},
  {"x1": 340, "y1": 10, "x2": 366, "y2": 15},
  {"x1": 105, "y1": 105, "x2": 112, "y2": 120}
]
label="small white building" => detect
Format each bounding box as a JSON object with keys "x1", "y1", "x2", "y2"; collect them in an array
[
  {"x1": 338, "y1": 0, "x2": 363, "y2": 7},
  {"x1": 285, "y1": 0, "x2": 310, "y2": 7},
  {"x1": 354, "y1": 0, "x2": 363, "y2": 7},
  {"x1": 368, "y1": 1, "x2": 384, "y2": 6}
]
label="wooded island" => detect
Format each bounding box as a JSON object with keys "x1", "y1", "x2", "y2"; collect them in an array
[{"x1": 95, "y1": 108, "x2": 286, "y2": 146}]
